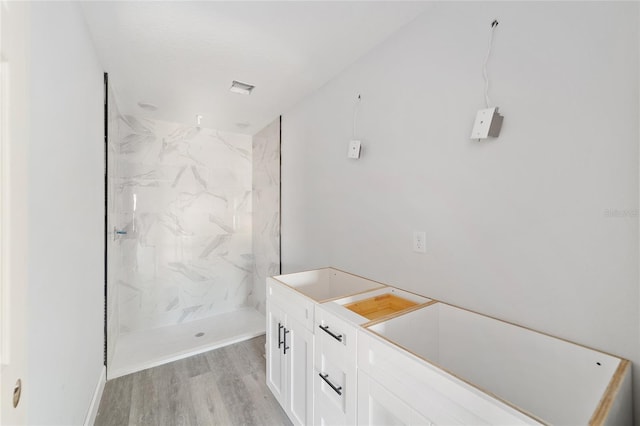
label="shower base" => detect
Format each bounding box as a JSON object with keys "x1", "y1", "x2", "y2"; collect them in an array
[{"x1": 108, "y1": 307, "x2": 265, "y2": 379}]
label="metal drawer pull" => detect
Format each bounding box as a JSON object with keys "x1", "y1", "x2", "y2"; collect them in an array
[
  {"x1": 319, "y1": 325, "x2": 343, "y2": 342},
  {"x1": 278, "y1": 323, "x2": 284, "y2": 349},
  {"x1": 283, "y1": 328, "x2": 290, "y2": 355},
  {"x1": 319, "y1": 373, "x2": 342, "y2": 396}
]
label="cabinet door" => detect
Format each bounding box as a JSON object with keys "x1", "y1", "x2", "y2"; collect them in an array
[
  {"x1": 287, "y1": 317, "x2": 314, "y2": 426},
  {"x1": 357, "y1": 371, "x2": 433, "y2": 426},
  {"x1": 266, "y1": 302, "x2": 287, "y2": 407}
]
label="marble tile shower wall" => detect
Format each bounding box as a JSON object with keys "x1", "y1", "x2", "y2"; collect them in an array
[
  {"x1": 251, "y1": 119, "x2": 281, "y2": 314},
  {"x1": 113, "y1": 116, "x2": 253, "y2": 333}
]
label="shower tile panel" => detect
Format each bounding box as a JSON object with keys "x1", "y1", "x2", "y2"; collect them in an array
[
  {"x1": 251, "y1": 119, "x2": 281, "y2": 315},
  {"x1": 113, "y1": 116, "x2": 252, "y2": 333}
]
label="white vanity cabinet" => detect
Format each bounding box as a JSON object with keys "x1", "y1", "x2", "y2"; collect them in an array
[
  {"x1": 266, "y1": 269, "x2": 632, "y2": 426},
  {"x1": 266, "y1": 278, "x2": 315, "y2": 426}
]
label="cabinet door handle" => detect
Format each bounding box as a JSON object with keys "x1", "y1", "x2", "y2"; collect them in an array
[
  {"x1": 319, "y1": 373, "x2": 342, "y2": 396},
  {"x1": 283, "y1": 328, "x2": 290, "y2": 355},
  {"x1": 278, "y1": 323, "x2": 284, "y2": 349},
  {"x1": 319, "y1": 324, "x2": 343, "y2": 342}
]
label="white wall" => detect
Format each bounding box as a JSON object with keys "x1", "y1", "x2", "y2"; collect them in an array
[
  {"x1": 282, "y1": 1, "x2": 640, "y2": 419},
  {"x1": 28, "y1": 2, "x2": 104, "y2": 424}
]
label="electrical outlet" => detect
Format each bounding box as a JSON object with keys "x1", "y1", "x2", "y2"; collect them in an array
[{"x1": 413, "y1": 231, "x2": 426, "y2": 253}]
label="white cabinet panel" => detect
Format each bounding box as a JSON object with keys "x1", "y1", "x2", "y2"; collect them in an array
[
  {"x1": 266, "y1": 302, "x2": 286, "y2": 406},
  {"x1": 268, "y1": 277, "x2": 315, "y2": 330},
  {"x1": 288, "y1": 317, "x2": 314, "y2": 426},
  {"x1": 266, "y1": 283, "x2": 314, "y2": 426},
  {"x1": 357, "y1": 329, "x2": 542, "y2": 425},
  {"x1": 357, "y1": 371, "x2": 433, "y2": 426}
]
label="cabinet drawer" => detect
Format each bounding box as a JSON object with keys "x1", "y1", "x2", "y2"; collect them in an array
[
  {"x1": 315, "y1": 305, "x2": 357, "y2": 369},
  {"x1": 267, "y1": 277, "x2": 314, "y2": 331},
  {"x1": 314, "y1": 362, "x2": 356, "y2": 426}
]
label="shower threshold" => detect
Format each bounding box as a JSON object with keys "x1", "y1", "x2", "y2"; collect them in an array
[{"x1": 108, "y1": 307, "x2": 265, "y2": 379}]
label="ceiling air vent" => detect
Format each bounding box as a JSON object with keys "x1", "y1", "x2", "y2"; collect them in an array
[{"x1": 230, "y1": 80, "x2": 255, "y2": 95}]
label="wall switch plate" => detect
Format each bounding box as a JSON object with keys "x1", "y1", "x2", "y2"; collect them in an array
[
  {"x1": 470, "y1": 107, "x2": 503, "y2": 139},
  {"x1": 348, "y1": 140, "x2": 361, "y2": 159},
  {"x1": 413, "y1": 231, "x2": 426, "y2": 253}
]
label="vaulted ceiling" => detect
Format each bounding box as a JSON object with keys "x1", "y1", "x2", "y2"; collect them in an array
[{"x1": 81, "y1": 1, "x2": 429, "y2": 135}]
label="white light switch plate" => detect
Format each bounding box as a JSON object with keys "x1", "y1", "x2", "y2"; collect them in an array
[{"x1": 348, "y1": 140, "x2": 361, "y2": 159}]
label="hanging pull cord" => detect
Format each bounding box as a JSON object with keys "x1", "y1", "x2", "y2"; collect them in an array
[
  {"x1": 483, "y1": 20, "x2": 499, "y2": 108},
  {"x1": 353, "y1": 94, "x2": 361, "y2": 140}
]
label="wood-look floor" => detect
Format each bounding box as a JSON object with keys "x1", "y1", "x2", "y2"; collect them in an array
[{"x1": 95, "y1": 335, "x2": 292, "y2": 426}]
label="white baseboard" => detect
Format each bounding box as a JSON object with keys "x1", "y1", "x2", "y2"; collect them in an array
[{"x1": 83, "y1": 366, "x2": 106, "y2": 426}]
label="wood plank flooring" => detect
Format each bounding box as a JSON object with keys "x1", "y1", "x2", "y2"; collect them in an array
[{"x1": 95, "y1": 335, "x2": 291, "y2": 426}]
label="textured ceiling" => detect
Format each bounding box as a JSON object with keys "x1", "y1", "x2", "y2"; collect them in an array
[{"x1": 81, "y1": 1, "x2": 429, "y2": 135}]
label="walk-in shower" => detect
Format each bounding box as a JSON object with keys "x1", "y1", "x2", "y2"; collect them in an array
[{"x1": 105, "y1": 81, "x2": 280, "y2": 378}]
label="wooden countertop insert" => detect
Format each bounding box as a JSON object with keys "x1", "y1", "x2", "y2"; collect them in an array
[{"x1": 344, "y1": 294, "x2": 418, "y2": 320}]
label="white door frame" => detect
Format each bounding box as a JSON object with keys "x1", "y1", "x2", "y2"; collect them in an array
[{"x1": 0, "y1": 1, "x2": 30, "y2": 424}]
